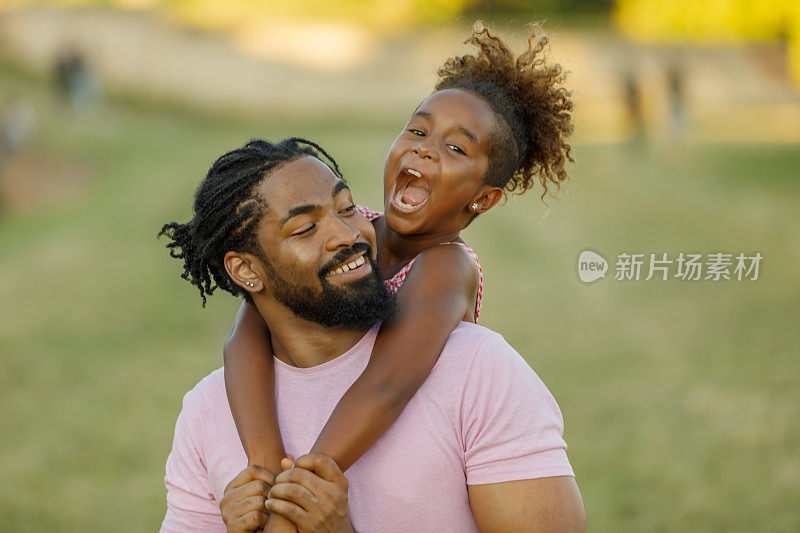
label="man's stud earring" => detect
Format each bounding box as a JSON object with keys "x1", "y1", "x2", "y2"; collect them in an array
[{"x1": 472, "y1": 203, "x2": 478, "y2": 211}]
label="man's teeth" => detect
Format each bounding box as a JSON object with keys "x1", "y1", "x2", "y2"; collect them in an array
[
  {"x1": 406, "y1": 168, "x2": 422, "y2": 178},
  {"x1": 328, "y1": 255, "x2": 366, "y2": 276}
]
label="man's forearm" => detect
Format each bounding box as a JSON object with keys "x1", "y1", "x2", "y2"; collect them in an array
[{"x1": 468, "y1": 477, "x2": 585, "y2": 532}]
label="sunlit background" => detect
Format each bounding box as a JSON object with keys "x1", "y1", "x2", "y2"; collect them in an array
[{"x1": 1, "y1": 1, "x2": 798, "y2": 531}]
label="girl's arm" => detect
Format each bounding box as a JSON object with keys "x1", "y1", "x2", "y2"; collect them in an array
[
  {"x1": 225, "y1": 303, "x2": 299, "y2": 532},
  {"x1": 223, "y1": 301, "x2": 285, "y2": 473},
  {"x1": 310, "y1": 243, "x2": 480, "y2": 470}
]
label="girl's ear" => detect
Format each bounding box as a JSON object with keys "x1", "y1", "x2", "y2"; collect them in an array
[{"x1": 470, "y1": 186, "x2": 503, "y2": 214}]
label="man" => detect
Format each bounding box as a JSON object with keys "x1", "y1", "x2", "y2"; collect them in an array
[{"x1": 158, "y1": 138, "x2": 585, "y2": 532}]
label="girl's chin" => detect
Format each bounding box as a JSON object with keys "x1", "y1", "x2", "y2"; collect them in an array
[{"x1": 383, "y1": 209, "x2": 424, "y2": 235}]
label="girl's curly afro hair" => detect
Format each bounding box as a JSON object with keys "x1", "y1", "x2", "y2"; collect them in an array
[{"x1": 435, "y1": 22, "x2": 574, "y2": 200}]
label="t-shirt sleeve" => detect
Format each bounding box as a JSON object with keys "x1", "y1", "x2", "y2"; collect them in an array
[
  {"x1": 461, "y1": 332, "x2": 574, "y2": 485},
  {"x1": 160, "y1": 390, "x2": 226, "y2": 533}
]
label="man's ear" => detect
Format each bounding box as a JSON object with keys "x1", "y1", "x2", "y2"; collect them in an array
[
  {"x1": 469, "y1": 186, "x2": 503, "y2": 214},
  {"x1": 224, "y1": 251, "x2": 265, "y2": 296}
]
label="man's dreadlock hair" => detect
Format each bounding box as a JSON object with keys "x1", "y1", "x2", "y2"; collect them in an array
[
  {"x1": 436, "y1": 22, "x2": 574, "y2": 200},
  {"x1": 158, "y1": 138, "x2": 342, "y2": 307}
]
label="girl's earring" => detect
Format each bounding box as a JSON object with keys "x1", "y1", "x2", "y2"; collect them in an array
[
  {"x1": 472, "y1": 203, "x2": 478, "y2": 211},
  {"x1": 246, "y1": 281, "x2": 254, "y2": 287}
]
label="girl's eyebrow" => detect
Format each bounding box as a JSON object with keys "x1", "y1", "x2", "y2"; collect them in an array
[
  {"x1": 454, "y1": 126, "x2": 478, "y2": 146},
  {"x1": 411, "y1": 111, "x2": 477, "y2": 146}
]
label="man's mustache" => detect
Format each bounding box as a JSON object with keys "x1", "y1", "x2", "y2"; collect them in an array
[{"x1": 318, "y1": 242, "x2": 373, "y2": 278}]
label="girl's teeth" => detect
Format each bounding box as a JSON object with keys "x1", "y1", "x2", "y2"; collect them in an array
[
  {"x1": 395, "y1": 189, "x2": 414, "y2": 209},
  {"x1": 406, "y1": 169, "x2": 422, "y2": 177}
]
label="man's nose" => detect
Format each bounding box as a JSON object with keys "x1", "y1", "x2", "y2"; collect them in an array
[{"x1": 325, "y1": 214, "x2": 360, "y2": 251}]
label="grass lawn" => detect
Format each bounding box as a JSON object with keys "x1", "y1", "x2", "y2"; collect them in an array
[{"x1": 1, "y1": 67, "x2": 798, "y2": 532}]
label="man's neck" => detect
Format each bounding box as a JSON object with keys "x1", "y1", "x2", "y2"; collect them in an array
[{"x1": 255, "y1": 301, "x2": 370, "y2": 368}]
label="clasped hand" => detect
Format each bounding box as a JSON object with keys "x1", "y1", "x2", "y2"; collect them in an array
[{"x1": 221, "y1": 453, "x2": 354, "y2": 533}]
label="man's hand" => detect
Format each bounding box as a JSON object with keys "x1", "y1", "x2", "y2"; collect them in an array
[
  {"x1": 220, "y1": 465, "x2": 276, "y2": 533},
  {"x1": 266, "y1": 453, "x2": 354, "y2": 533}
]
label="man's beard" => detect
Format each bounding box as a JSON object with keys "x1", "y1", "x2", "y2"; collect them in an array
[{"x1": 263, "y1": 242, "x2": 395, "y2": 330}]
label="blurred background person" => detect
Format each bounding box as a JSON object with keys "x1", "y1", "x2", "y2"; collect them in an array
[
  {"x1": 53, "y1": 46, "x2": 100, "y2": 111},
  {"x1": 0, "y1": 95, "x2": 35, "y2": 158}
]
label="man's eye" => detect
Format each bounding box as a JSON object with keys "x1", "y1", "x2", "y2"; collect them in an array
[
  {"x1": 340, "y1": 205, "x2": 356, "y2": 215},
  {"x1": 293, "y1": 224, "x2": 315, "y2": 236},
  {"x1": 407, "y1": 128, "x2": 425, "y2": 136},
  {"x1": 447, "y1": 144, "x2": 465, "y2": 155}
]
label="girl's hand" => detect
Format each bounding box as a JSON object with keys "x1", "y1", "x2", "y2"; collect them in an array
[
  {"x1": 267, "y1": 454, "x2": 354, "y2": 533},
  {"x1": 262, "y1": 455, "x2": 300, "y2": 533}
]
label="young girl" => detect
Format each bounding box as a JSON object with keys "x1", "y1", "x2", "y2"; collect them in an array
[{"x1": 224, "y1": 23, "x2": 573, "y2": 530}]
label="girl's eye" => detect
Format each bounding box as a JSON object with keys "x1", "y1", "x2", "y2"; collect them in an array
[
  {"x1": 340, "y1": 205, "x2": 356, "y2": 215},
  {"x1": 447, "y1": 144, "x2": 465, "y2": 155},
  {"x1": 293, "y1": 224, "x2": 315, "y2": 236},
  {"x1": 407, "y1": 128, "x2": 425, "y2": 136}
]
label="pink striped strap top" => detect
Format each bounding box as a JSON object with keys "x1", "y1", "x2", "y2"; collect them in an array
[{"x1": 356, "y1": 204, "x2": 483, "y2": 321}]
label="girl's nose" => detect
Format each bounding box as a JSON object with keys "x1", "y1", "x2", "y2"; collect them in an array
[{"x1": 411, "y1": 142, "x2": 435, "y2": 160}]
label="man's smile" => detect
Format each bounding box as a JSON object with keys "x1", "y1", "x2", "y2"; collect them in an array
[{"x1": 324, "y1": 251, "x2": 371, "y2": 281}]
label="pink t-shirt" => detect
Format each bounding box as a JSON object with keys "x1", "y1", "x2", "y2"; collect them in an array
[{"x1": 160, "y1": 323, "x2": 573, "y2": 532}]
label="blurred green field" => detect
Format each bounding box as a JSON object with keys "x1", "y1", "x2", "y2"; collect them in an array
[{"x1": 1, "y1": 66, "x2": 799, "y2": 532}]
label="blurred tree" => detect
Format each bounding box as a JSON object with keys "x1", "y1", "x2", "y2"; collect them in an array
[
  {"x1": 165, "y1": 0, "x2": 480, "y2": 29},
  {"x1": 11, "y1": 0, "x2": 620, "y2": 31},
  {"x1": 13, "y1": 0, "x2": 482, "y2": 31},
  {"x1": 614, "y1": 0, "x2": 800, "y2": 87},
  {"x1": 466, "y1": 0, "x2": 613, "y2": 21}
]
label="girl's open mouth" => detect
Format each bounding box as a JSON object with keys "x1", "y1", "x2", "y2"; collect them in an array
[{"x1": 390, "y1": 168, "x2": 431, "y2": 215}]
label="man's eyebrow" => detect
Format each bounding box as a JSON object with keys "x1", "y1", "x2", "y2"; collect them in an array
[
  {"x1": 280, "y1": 182, "x2": 348, "y2": 226},
  {"x1": 280, "y1": 204, "x2": 319, "y2": 226},
  {"x1": 332, "y1": 180, "x2": 349, "y2": 197},
  {"x1": 412, "y1": 111, "x2": 433, "y2": 120}
]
